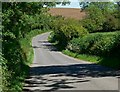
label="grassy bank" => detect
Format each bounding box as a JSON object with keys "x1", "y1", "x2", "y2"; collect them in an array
[
  {"x1": 20, "y1": 29, "x2": 48, "y2": 65},
  {"x1": 62, "y1": 49, "x2": 100, "y2": 63},
  {"x1": 62, "y1": 49, "x2": 120, "y2": 69}
]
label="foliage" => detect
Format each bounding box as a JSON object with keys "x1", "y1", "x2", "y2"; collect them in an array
[
  {"x1": 81, "y1": 4, "x2": 105, "y2": 32},
  {"x1": 49, "y1": 2, "x2": 120, "y2": 69},
  {"x1": 2, "y1": 1, "x2": 77, "y2": 91},
  {"x1": 20, "y1": 29, "x2": 49, "y2": 65},
  {"x1": 81, "y1": 2, "x2": 120, "y2": 32},
  {"x1": 63, "y1": 49, "x2": 120, "y2": 69},
  {"x1": 79, "y1": 2, "x2": 89, "y2": 11},
  {"x1": 2, "y1": 37, "x2": 29, "y2": 91},
  {"x1": 2, "y1": 2, "x2": 46, "y2": 38},
  {"x1": 2, "y1": 2, "x2": 120, "y2": 91},
  {"x1": 2, "y1": 2, "x2": 54, "y2": 91},
  {"x1": 63, "y1": 49, "x2": 101, "y2": 63},
  {"x1": 49, "y1": 17, "x2": 88, "y2": 50},
  {"x1": 67, "y1": 31, "x2": 120, "y2": 57}
]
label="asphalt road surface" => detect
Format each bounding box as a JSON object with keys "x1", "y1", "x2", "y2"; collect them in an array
[{"x1": 23, "y1": 32, "x2": 120, "y2": 92}]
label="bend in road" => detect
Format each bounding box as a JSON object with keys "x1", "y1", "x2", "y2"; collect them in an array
[{"x1": 23, "y1": 32, "x2": 120, "y2": 91}]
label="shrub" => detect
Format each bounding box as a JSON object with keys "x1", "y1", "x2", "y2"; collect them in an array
[
  {"x1": 67, "y1": 31, "x2": 120, "y2": 57},
  {"x1": 81, "y1": 4, "x2": 105, "y2": 32},
  {"x1": 81, "y1": 2, "x2": 120, "y2": 32},
  {"x1": 2, "y1": 2, "x2": 52, "y2": 91},
  {"x1": 50, "y1": 18, "x2": 88, "y2": 49},
  {"x1": 61, "y1": 24, "x2": 88, "y2": 40}
]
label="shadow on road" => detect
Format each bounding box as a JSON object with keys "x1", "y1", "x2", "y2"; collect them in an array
[
  {"x1": 23, "y1": 64, "x2": 120, "y2": 91},
  {"x1": 25, "y1": 39, "x2": 120, "y2": 91},
  {"x1": 33, "y1": 40, "x2": 58, "y2": 51}
]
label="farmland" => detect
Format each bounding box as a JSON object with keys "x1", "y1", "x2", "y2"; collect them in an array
[{"x1": 48, "y1": 8, "x2": 86, "y2": 20}]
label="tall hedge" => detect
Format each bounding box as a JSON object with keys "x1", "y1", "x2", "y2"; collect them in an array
[
  {"x1": 67, "y1": 31, "x2": 120, "y2": 57},
  {"x1": 49, "y1": 17, "x2": 88, "y2": 49},
  {"x1": 81, "y1": 2, "x2": 120, "y2": 33},
  {"x1": 2, "y1": 2, "x2": 53, "y2": 91}
]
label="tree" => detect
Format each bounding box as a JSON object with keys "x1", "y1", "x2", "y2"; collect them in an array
[
  {"x1": 79, "y1": 1, "x2": 89, "y2": 11},
  {"x1": 2, "y1": 2, "x2": 59, "y2": 91},
  {"x1": 81, "y1": 2, "x2": 119, "y2": 32}
]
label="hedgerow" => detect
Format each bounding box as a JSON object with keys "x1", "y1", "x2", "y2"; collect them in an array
[
  {"x1": 49, "y1": 17, "x2": 88, "y2": 50},
  {"x1": 2, "y1": 2, "x2": 54, "y2": 91},
  {"x1": 67, "y1": 31, "x2": 120, "y2": 57},
  {"x1": 81, "y1": 2, "x2": 120, "y2": 33}
]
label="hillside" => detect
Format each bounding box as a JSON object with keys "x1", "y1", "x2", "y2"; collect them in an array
[{"x1": 48, "y1": 8, "x2": 86, "y2": 20}]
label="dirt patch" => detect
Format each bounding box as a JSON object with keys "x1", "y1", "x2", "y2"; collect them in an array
[{"x1": 48, "y1": 8, "x2": 86, "y2": 20}]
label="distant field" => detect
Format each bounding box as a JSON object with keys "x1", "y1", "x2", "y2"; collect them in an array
[{"x1": 48, "y1": 8, "x2": 86, "y2": 20}]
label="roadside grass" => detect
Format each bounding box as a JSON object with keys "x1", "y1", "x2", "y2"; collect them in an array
[
  {"x1": 62, "y1": 49, "x2": 100, "y2": 63},
  {"x1": 20, "y1": 29, "x2": 48, "y2": 65},
  {"x1": 19, "y1": 29, "x2": 49, "y2": 90},
  {"x1": 62, "y1": 49, "x2": 120, "y2": 69}
]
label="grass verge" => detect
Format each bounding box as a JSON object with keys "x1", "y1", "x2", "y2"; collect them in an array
[
  {"x1": 62, "y1": 49, "x2": 120, "y2": 69},
  {"x1": 18, "y1": 29, "x2": 49, "y2": 90},
  {"x1": 62, "y1": 49, "x2": 101, "y2": 63},
  {"x1": 20, "y1": 29, "x2": 48, "y2": 65}
]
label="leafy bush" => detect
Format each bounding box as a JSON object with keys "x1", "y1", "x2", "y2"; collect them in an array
[
  {"x1": 2, "y1": 2, "x2": 53, "y2": 91},
  {"x1": 49, "y1": 18, "x2": 88, "y2": 49},
  {"x1": 81, "y1": 4, "x2": 105, "y2": 32},
  {"x1": 103, "y1": 14, "x2": 120, "y2": 31},
  {"x1": 81, "y1": 2, "x2": 120, "y2": 32},
  {"x1": 67, "y1": 31, "x2": 120, "y2": 57}
]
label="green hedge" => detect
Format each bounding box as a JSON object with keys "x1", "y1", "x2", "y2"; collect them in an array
[
  {"x1": 67, "y1": 31, "x2": 120, "y2": 57},
  {"x1": 49, "y1": 18, "x2": 88, "y2": 50},
  {"x1": 81, "y1": 2, "x2": 120, "y2": 33}
]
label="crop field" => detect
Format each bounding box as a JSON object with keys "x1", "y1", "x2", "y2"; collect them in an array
[{"x1": 48, "y1": 8, "x2": 86, "y2": 20}]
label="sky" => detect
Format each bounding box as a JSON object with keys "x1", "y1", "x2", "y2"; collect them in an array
[
  {"x1": 55, "y1": 0, "x2": 80, "y2": 8},
  {"x1": 55, "y1": 0, "x2": 115, "y2": 8}
]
